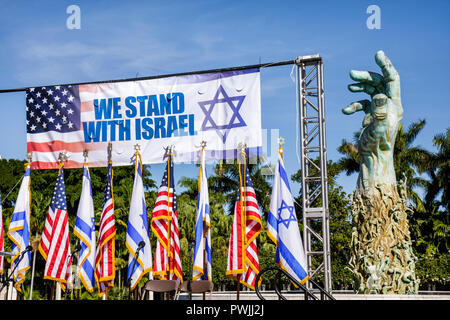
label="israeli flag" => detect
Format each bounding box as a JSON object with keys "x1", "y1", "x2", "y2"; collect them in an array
[
  {"x1": 267, "y1": 152, "x2": 309, "y2": 284},
  {"x1": 192, "y1": 148, "x2": 212, "y2": 281},
  {"x1": 74, "y1": 164, "x2": 96, "y2": 292},
  {"x1": 126, "y1": 153, "x2": 152, "y2": 290},
  {"x1": 7, "y1": 164, "x2": 31, "y2": 292}
]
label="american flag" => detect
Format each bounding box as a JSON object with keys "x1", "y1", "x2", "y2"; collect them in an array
[
  {"x1": 39, "y1": 164, "x2": 72, "y2": 289},
  {"x1": 95, "y1": 162, "x2": 116, "y2": 296},
  {"x1": 26, "y1": 84, "x2": 106, "y2": 170},
  {"x1": 226, "y1": 154, "x2": 262, "y2": 290},
  {"x1": 151, "y1": 154, "x2": 183, "y2": 283}
]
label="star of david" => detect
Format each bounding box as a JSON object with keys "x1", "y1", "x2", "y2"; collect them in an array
[
  {"x1": 198, "y1": 85, "x2": 246, "y2": 143},
  {"x1": 277, "y1": 200, "x2": 296, "y2": 228}
]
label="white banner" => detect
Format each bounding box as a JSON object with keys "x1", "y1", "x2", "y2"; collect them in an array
[{"x1": 26, "y1": 68, "x2": 262, "y2": 169}]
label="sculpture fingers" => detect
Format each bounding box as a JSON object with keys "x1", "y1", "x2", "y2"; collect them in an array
[
  {"x1": 342, "y1": 99, "x2": 371, "y2": 115},
  {"x1": 350, "y1": 70, "x2": 385, "y2": 87},
  {"x1": 348, "y1": 83, "x2": 377, "y2": 96},
  {"x1": 375, "y1": 50, "x2": 401, "y2": 101}
]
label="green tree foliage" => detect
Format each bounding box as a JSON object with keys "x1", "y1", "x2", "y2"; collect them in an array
[
  {"x1": 338, "y1": 121, "x2": 450, "y2": 289},
  {"x1": 0, "y1": 123, "x2": 448, "y2": 297},
  {"x1": 291, "y1": 160, "x2": 353, "y2": 289}
]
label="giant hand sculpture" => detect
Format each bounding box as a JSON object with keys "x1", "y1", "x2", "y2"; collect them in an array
[
  {"x1": 342, "y1": 50, "x2": 403, "y2": 194},
  {"x1": 345, "y1": 51, "x2": 419, "y2": 294}
]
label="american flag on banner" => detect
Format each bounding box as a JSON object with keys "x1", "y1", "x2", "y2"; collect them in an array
[
  {"x1": 39, "y1": 163, "x2": 72, "y2": 290},
  {"x1": 151, "y1": 154, "x2": 183, "y2": 284},
  {"x1": 226, "y1": 152, "x2": 262, "y2": 290},
  {"x1": 95, "y1": 162, "x2": 116, "y2": 296},
  {"x1": 25, "y1": 84, "x2": 106, "y2": 170}
]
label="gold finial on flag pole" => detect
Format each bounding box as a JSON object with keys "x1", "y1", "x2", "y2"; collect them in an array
[
  {"x1": 58, "y1": 151, "x2": 68, "y2": 163},
  {"x1": 237, "y1": 142, "x2": 247, "y2": 157},
  {"x1": 134, "y1": 143, "x2": 141, "y2": 152},
  {"x1": 107, "y1": 142, "x2": 113, "y2": 163},
  {"x1": 83, "y1": 150, "x2": 88, "y2": 164},
  {"x1": 27, "y1": 151, "x2": 32, "y2": 164},
  {"x1": 278, "y1": 137, "x2": 285, "y2": 161},
  {"x1": 58, "y1": 151, "x2": 68, "y2": 173}
]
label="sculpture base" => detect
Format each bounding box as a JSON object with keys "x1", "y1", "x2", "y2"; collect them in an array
[{"x1": 349, "y1": 181, "x2": 419, "y2": 294}]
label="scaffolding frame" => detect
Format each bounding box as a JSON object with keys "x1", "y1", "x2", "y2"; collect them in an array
[
  {"x1": 296, "y1": 55, "x2": 332, "y2": 293},
  {"x1": 0, "y1": 54, "x2": 332, "y2": 292}
]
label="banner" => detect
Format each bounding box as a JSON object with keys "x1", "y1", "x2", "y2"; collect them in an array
[{"x1": 26, "y1": 69, "x2": 262, "y2": 169}]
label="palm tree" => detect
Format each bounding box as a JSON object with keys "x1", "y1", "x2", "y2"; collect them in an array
[
  {"x1": 338, "y1": 119, "x2": 430, "y2": 211},
  {"x1": 410, "y1": 128, "x2": 450, "y2": 255},
  {"x1": 421, "y1": 128, "x2": 450, "y2": 211}
]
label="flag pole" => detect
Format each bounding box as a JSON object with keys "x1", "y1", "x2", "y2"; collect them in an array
[
  {"x1": 166, "y1": 146, "x2": 173, "y2": 283},
  {"x1": 105, "y1": 143, "x2": 112, "y2": 301},
  {"x1": 25, "y1": 152, "x2": 36, "y2": 301},
  {"x1": 236, "y1": 143, "x2": 247, "y2": 300},
  {"x1": 56, "y1": 152, "x2": 67, "y2": 301},
  {"x1": 200, "y1": 141, "x2": 207, "y2": 300},
  {"x1": 77, "y1": 150, "x2": 89, "y2": 301}
]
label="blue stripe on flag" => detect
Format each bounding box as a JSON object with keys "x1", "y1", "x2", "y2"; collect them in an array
[
  {"x1": 81, "y1": 257, "x2": 94, "y2": 276},
  {"x1": 278, "y1": 160, "x2": 291, "y2": 193},
  {"x1": 127, "y1": 222, "x2": 144, "y2": 247},
  {"x1": 204, "y1": 239, "x2": 212, "y2": 280},
  {"x1": 75, "y1": 218, "x2": 93, "y2": 238},
  {"x1": 141, "y1": 198, "x2": 149, "y2": 232},
  {"x1": 267, "y1": 210, "x2": 278, "y2": 232},
  {"x1": 193, "y1": 206, "x2": 205, "y2": 259},
  {"x1": 278, "y1": 238, "x2": 308, "y2": 282},
  {"x1": 10, "y1": 211, "x2": 26, "y2": 223}
]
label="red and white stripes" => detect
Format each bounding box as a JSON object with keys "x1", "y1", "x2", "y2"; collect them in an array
[{"x1": 226, "y1": 163, "x2": 262, "y2": 290}]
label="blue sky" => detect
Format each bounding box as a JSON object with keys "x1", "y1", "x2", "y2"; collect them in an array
[{"x1": 0, "y1": 0, "x2": 449, "y2": 196}]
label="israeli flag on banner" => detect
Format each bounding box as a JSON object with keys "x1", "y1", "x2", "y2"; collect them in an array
[
  {"x1": 193, "y1": 148, "x2": 212, "y2": 281},
  {"x1": 126, "y1": 152, "x2": 152, "y2": 290},
  {"x1": 267, "y1": 151, "x2": 309, "y2": 284},
  {"x1": 7, "y1": 164, "x2": 32, "y2": 292},
  {"x1": 74, "y1": 163, "x2": 96, "y2": 292}
]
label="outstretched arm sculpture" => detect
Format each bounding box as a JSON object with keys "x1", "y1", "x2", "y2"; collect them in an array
[
  {"x1": 343, "y1": 50, "x2": 403, "y2": 194},
  {"x1": 344, "y1": 51, "x2": 419, "y2": 294}
]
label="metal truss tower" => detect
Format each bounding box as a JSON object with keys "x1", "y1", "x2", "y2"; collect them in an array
[{"x1": 296, "y1": 54, "x2": 332, "y2": 292}]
